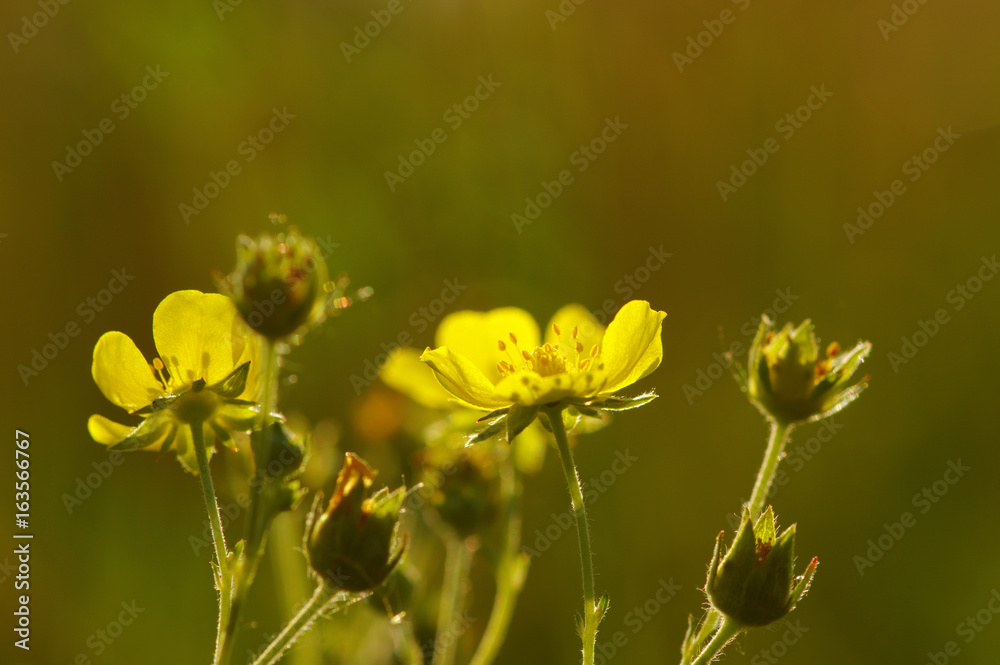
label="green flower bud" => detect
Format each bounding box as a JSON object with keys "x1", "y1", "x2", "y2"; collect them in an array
[
  {"x1": 251, "y1": 422, "x2": 306, "y2": 480},
  {"x1": 421, "y1": 447, "x2": 500, "y2": 538},
  {"x1": 226, "y1": 226, "x2": 329, "y2": 340},
  {"x1": 706, "y1": 507, "x2": 818, "y2": 627},
  {"x1": 743, "y1": 317, "x2": 871, "y2": 425},
  {"x1": 307, "y1": 453, "x2": 407, "y2": 592}
]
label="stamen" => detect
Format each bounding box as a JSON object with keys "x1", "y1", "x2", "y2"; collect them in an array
[
  {"x1": 509, "y1": 332, "x2": 518, "y2": 345},
  {"x1": 498, "y1": 339, "x2": 507, "y2": 352},
  {"x1": 576, "y1": 342, "x2": 584, "y2": 353},
  {"x1": 522, "y1": 350, "x2": 532, "y2": 361},
  {"x1": 572, "y1": 325, "x2": 579, "y2": 339},
  {"x1": 590, "y1": 345, "x2": 599, "y2": 357},
  {"x1": 552, "y1": 323, "x2": 561, "y2": 336},
  {"x1": 152, "y1": 358, "x2": 169, "y2": 387}
]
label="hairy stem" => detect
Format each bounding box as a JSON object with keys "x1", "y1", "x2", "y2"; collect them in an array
[
  {"x1": 191, "y1": 421, "x2": 231, "y2": 664},
  {"x1": 546, "y1": 408, "x2": 598, "y2": 665},
  {"x1": 691, "y1": 618, "x2": 742, "y2": 665},
  {"x1": 747, "y1": 421, "x2": 793, "y2": 520}
]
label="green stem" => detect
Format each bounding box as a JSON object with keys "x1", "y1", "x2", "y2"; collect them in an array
[
  {"x1": 468, "y1": 455, "x2": 525, "y2": 665},
  {"x1": 546, "y1": 408, "x2": 598, "y2": 665},
  {"x1": 218, "y1": 339, "x2": 281, "y2": 665},
  {"x1": 746, "y1": 421, "x2": 793, "y2": 520},
  {"x1": 690, "y1": 618, "x2": 742, "y2": 665},
  {"x1": 433, "y1": 537, "x2": 475, "y2": 665},
  {"x1": 252, "y1": 585, "x2": 367, "y2": 665},
  {"x1": 191, "y1": 421, "x2": 231, "y2": 664}
]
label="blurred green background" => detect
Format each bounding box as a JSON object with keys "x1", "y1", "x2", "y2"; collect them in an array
[{"x1": 3, "y1": 0, "x2": 1000, "y2": 663}]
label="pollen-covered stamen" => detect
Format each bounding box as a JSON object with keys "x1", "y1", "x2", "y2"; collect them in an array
[{"x1": 152, "y1": 358, "x2": 170, "y2": 389}]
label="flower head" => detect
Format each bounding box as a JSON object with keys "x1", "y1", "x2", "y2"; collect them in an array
[
  {"x1": 223, "y1": 226, "x2": 329, "y2": 340},
  {"x1": 419, "y1": 300, "x2": 666, "y2": 411},
  {"x1": 87, "y1": 290, "x2": 262, "y2": 473},
  {"x1": 706, "y1": 507, "x2": 817, "y2": 627},
  {"x1": 306, "y1": 453, "x2": 407, "y2": 592},
  {"x1": 742, "y1": 318, "x2": 871, "y2": 425}
]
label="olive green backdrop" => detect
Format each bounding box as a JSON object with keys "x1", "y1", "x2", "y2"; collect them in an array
[{"x1": 2, "y1": 1, "x2": 999, "y2": 664}]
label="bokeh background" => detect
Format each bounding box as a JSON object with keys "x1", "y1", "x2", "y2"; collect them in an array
[{"x1": 3, "y1": 1, "x2": 1000, "y2": 663}]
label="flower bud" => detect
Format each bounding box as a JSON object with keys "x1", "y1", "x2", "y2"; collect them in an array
[
  {"x1": 421, "y1": 447, "x2": 500, "y2": 538},
  {"x1": 226, "y1": 226, "x2": 329, "y2": 340},
  {"x1": 251, "y1": 422, "x2": 305, "y2": 480},
  {"x1": 706, "y1": 507, "x2": 817, "y2": 627},
  {"x1": 307, "y1": 453, "x2": 406, "y2": 592},
  {"x1": 744, "y1": 318, "x2": 871, "y2": 425}
]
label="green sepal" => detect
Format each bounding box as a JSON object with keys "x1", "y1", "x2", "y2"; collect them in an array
[
  {"x1": 110, "y1": 416, "x2": 171, "y2": 451},
  {"x1": 208, "y1": 361, "x2": 250, "y2": 399},
  {"x1": 505, "y1": 404, "x2": 539, "y2": 444}
]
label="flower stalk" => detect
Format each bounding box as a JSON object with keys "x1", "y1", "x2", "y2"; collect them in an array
[{"x1": 546, "y1": 407, "x2": 602, "y2": 665}]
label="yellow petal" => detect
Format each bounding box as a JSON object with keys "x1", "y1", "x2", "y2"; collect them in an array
[
  {"x1": 544, "y1": 304, "x2": 605, "y2": 354},
  {"x1": 600, "y1": 301, "x2": 667, "y2": 394},
  {"x1": 153, "y1": 290, "x2": 238, "y2": 387},
  {"x1": 420, "y1": 347, "x2": 511, "y2": 410},
  {"x1": 381, "y1": 347, "x2": 455, "y2": 409},
  {"x1": 435, "y1": 307, "x2": 540, "y2": 383},
  {"x1": 92, "y1": 331, "x2": 162, "y2": 412},
  {"x1": 88, "y1": 414, "x2": 137, "y2": 446},
  {"x1": 232, "y1": 320, "x2": 264, "y2": 402}
]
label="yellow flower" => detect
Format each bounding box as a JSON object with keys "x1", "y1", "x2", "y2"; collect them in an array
[
  {"x1": 87, "y1": 290, "x2": 263, "y2": 473},
  {"x1": 419, "y1": 300, "x2": 666, "y2": 410}
]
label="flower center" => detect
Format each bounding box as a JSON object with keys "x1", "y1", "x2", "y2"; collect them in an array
[
  {"x1": 495, "y1": 325, "x2": 600, "y2": 379},
  {"x1": 172, "y1": 381, "x2": 220, "y2": 424}
]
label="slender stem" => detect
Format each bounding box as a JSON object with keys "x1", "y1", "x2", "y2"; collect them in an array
[
  {"x1": 252, "y1": 585, "x2": 368, "y2": 665},
  {"x1": 468, "y1": 455, "x2": 525, "y2": 665},
  {"x1": 546, "y1": 408, "x2": 598, "y2": 665},
  {"x1": 433, "y1": 537, "x2": 474, "y2": 665},
  {"x1": 690, "y1": 618, "x2": 742, "y2": 665},
  {"x1": 218, "y1": 339, "x2": 281, "y2": 665},
  {"x1": 746, "y1": 421, "x2": 792, "y2": 520},
  {"x1": 193, "y1": 421, "x2": 230, "y2": 580},
  {"x1": 192, "y1": 421, "x2": 231, "y2": 665}
]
